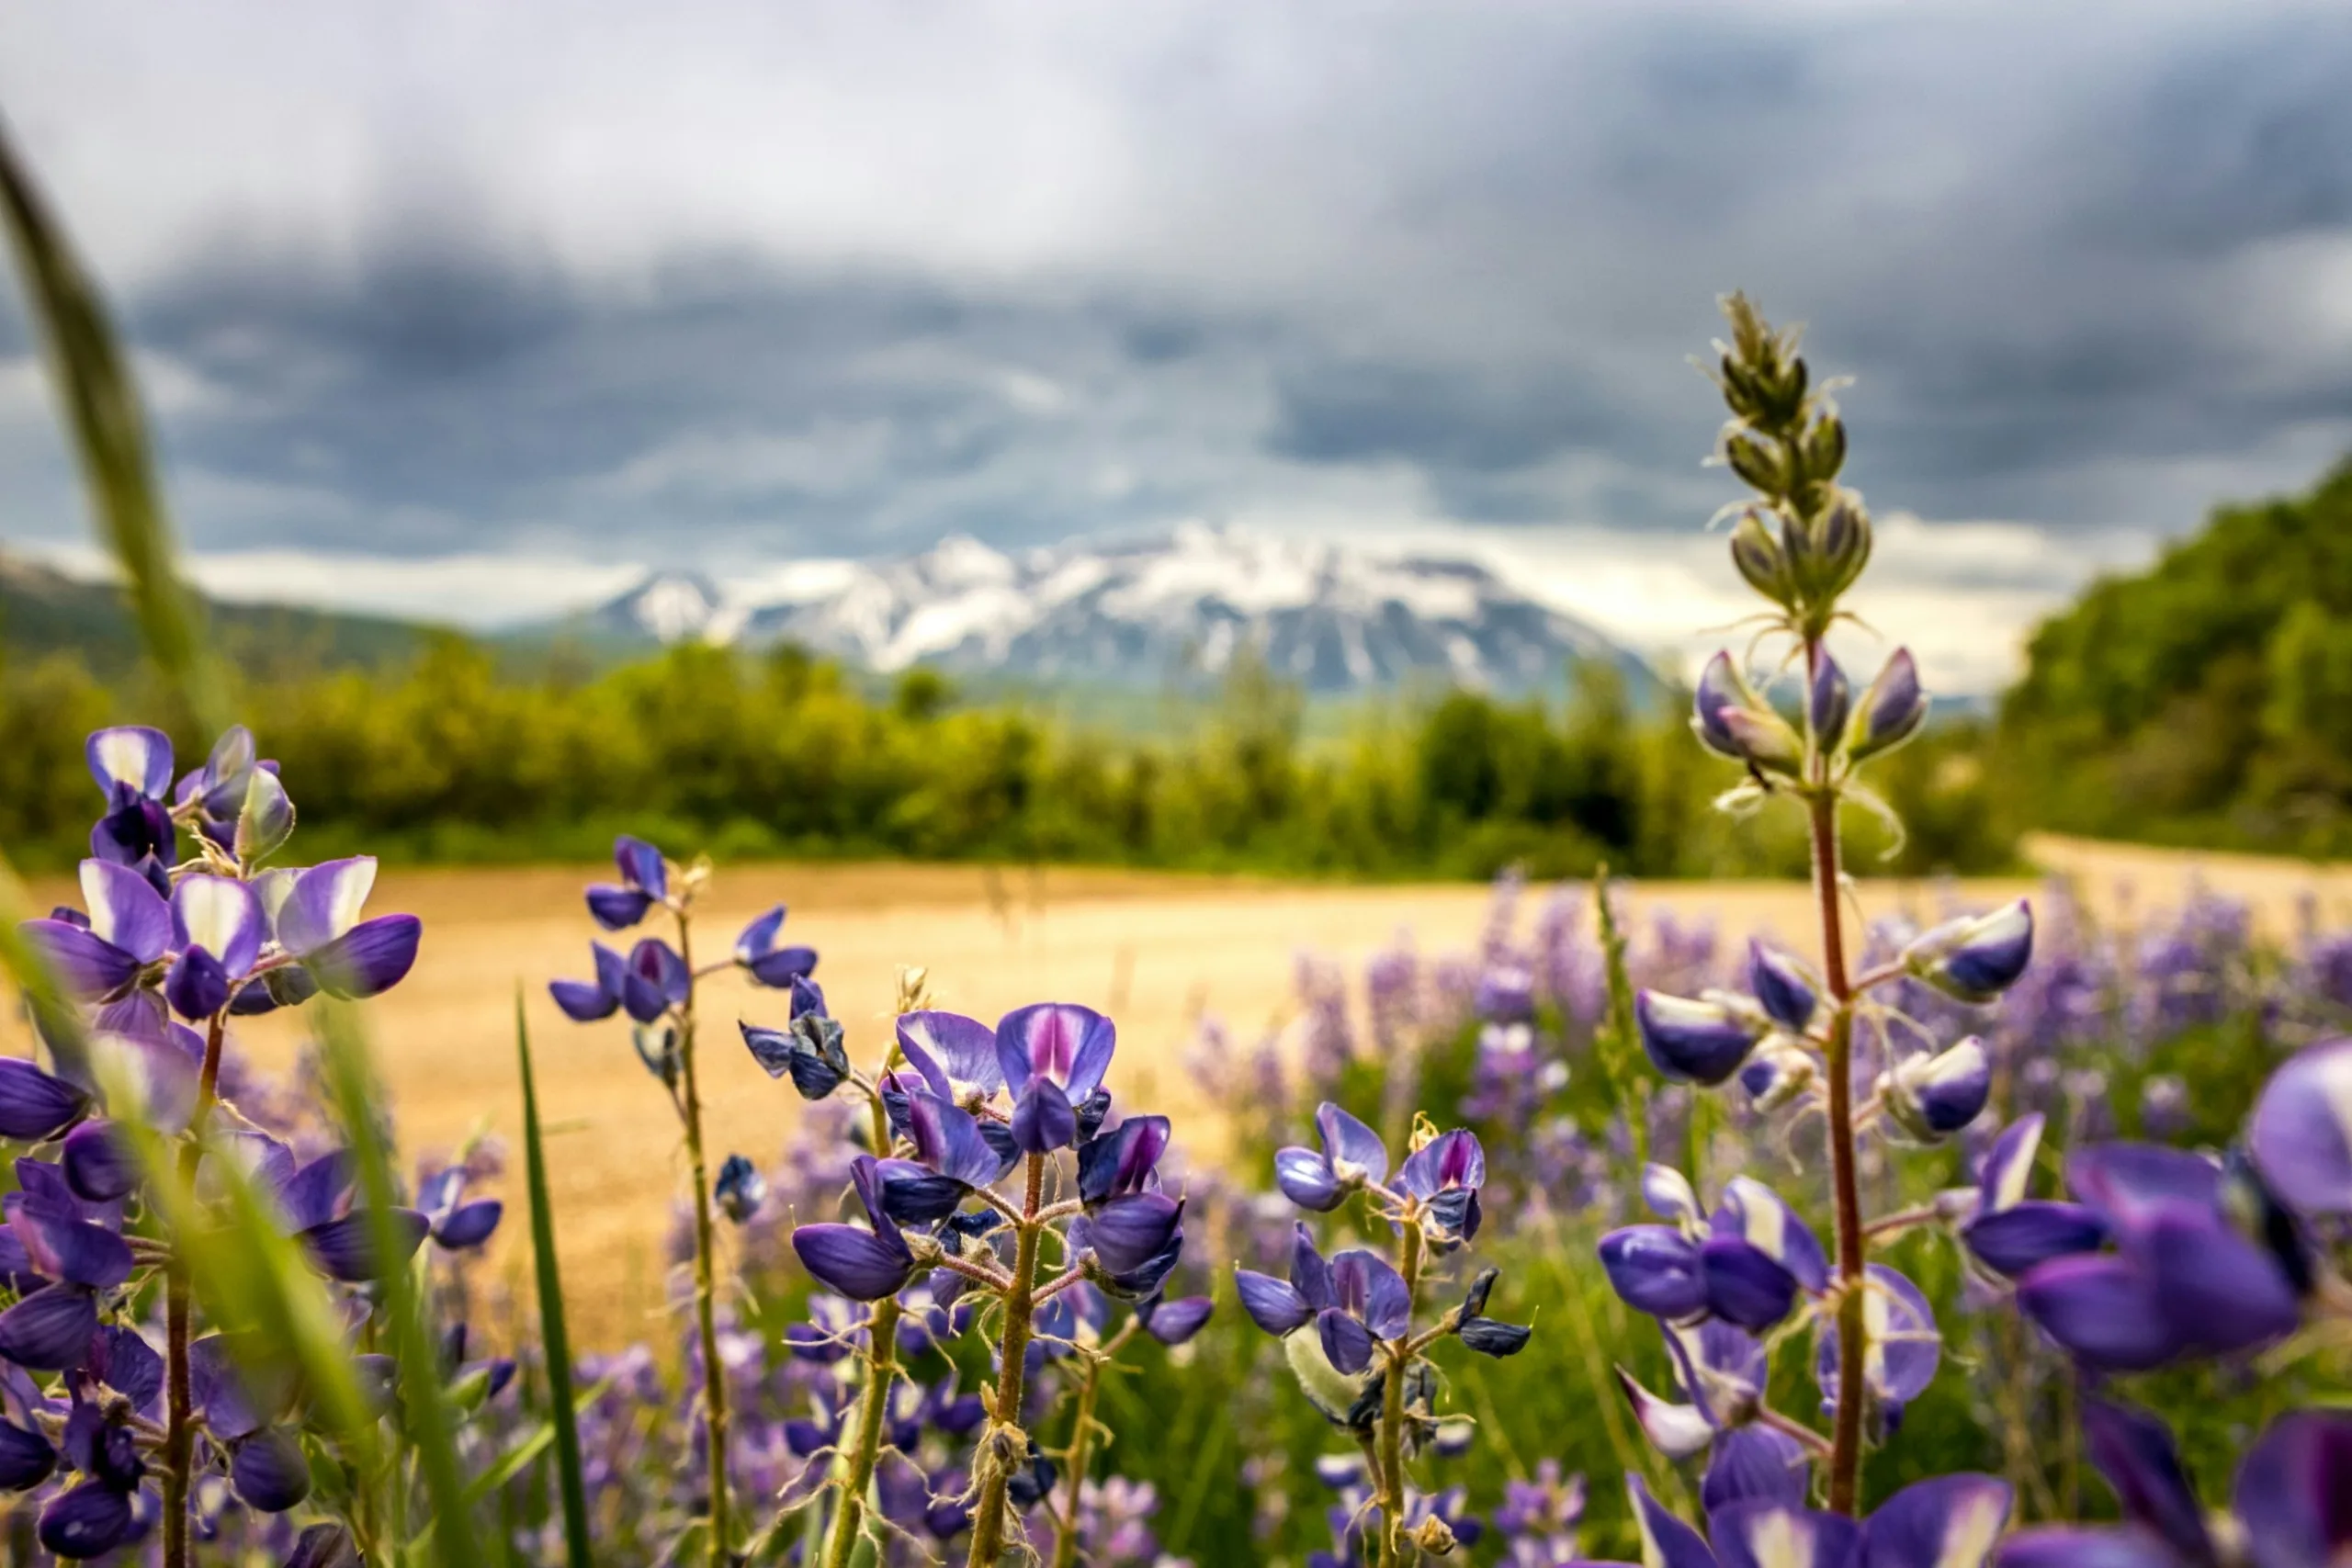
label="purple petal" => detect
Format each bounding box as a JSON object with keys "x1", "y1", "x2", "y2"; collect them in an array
[
  {"x1": 19, "y1": 920, "x2": 140, "y2": 998},
  {"x1": 908, "y1": 1093, "x2": 1008, "y2": 1189},
  {"x1": 2249, "y1": 1037, "x2": 2352, "y2": 1216},
  {"x1": 286, "y1": 1524, "x2": 363, "y2": 1568},
  {"x1": 895, "y1": 1011, "x2": 1002, "y2": 1101},
  {"x1": 1701, "y1": 1427, "x2": 1809, "y2": 1511},
  {"x1": 994, "y1": 1002, "x2": 1115, "y2": 1100},
  {"x1": 189, "y1": 1336, "x2": 267, "y2": 1439},
  {"x1": 0, "y1": 1418, "x2": 55, "y2": 1490},
  {"x1": 170, "y1": 875, "x2": 264, "y2": 979},
  {"x1": 39, "y1": 1479, "x2": 135, "y2": 1559},
  {"x1": 300, "y1": 1209, "x2": 430, "y2": 1283},
  {"x1": 304, "y1": 914, "x2": 421, "y2": 1000},
  {"x1": 548, "y1": 977, "x2": 618, "y2": 1022},
  {"x1": 1235, "y1": 1269, "x2": 1313, "y2": 1336},
  {"x1": 276, "y1": 857, "x2": 380, "y2": 956},
  {"x1": 0, "y1": 1286, "x2": 97, "y2": 1371},
  {"x1": 1617, "y1": 1365, "x2": 1715, "y2": 1461},
  {"x1": 84, "y1": 1028, "x2": 199, "y2": 1134},
  {"x1": 1860, "y1": 1474, "x2": 2010, "y2": 1568},
  {"x1": 733, "y1": 904, "x2": 785, "y2": 961},
  {"x1": 747, "y1": 946, "x2": 819, "y2": 987},
  {"x1": 792, "y1": 1224, "x2": 914, "y2": 1301},
  {"x1": 1078, "y1": 1114, "x2": 1170, "y2": 1204},
  {"x1": 1600, "y1": 1225, "x2": 1710, "y2": 1321},
  {"x1": 433, "y1": 1200, "x2": 503, "y2": 1250},
  {"x1": 1748, "y1": 941, "x2": 1817, "y2": 1032},
  {"x1": 1709, "y1": 1499, "x2": 1859, "y2": 1568},
  {"x1": 230, "y1": 1427, "x2": 311, "y2": 1511},
  {"x1": 1715, "y1": 1177, "x2": 1828, "y2": 1292},
  {"x1": 0, "y1": 1060, "x2": 89, "y2": 1142},
  {"x1": 1140, "y1": 1295, "x2": 1213, "y2": 1347},
  {"x1": 9, "y1": 1204, "x2": 131, "y2": 1290},
  {"x1": 78, "y1": 860, "x2": 172, "y2": 964},
  {"x1": 1010, "y1": 1077, "x2": 1078, "y2": 1155},
  {"x1": 1637, "y1": 990, "x2": 1761, "y2": 1086},
  {"x1": 164, "y1": 948, "x2": 231, "y2": 1021},
  {"x1": 277, "y1": 1151, "x2": 353, "y2": 1234},
  {"x1": 85, "y1": 1325, "x2": 162, "y2": 1413},
  {"x1": 1315, "y1": 1102, "x2": 1391, "y2": 1189},
  {"x1": 2017, "y1": 1255, "x2": 2181, "y2": 1371},
  {"x1": 1289, "y1": 1222, "x2": 1334, "y2": 1309},
  {"x1": 1274, "y1": 1145, "x2": 1346, "y2": 1211},
  {"x1": 585, "y1": 886, "x2": 653, "y2": 931},
  {"x1": 1086, "y1": 1193, "x2": 1183, "y2": 1274},
  {"x1": 1817, "y1": 1265, "x2": 1941, "y2": 1409},
  {"x1": 1701, "y1": 1237, "x2": 1799, "y2": 1332},
  {"x1": 1331, "y1": 1247, "x2": 1412, "y2": 1340},
  {"x1": 614, "y1": 835, "x2": 667, "y2": 899},
  {"x1": 2080, "y1": 1401, "x2": 2212, "y2": 1566},
  {"x1": 2134, "y1": 1203, "x2": 2301, "y2": 1358},
  {"x1": 1398, "y1": 1129, "x2": 1486, "y2": 1198},
  {"x1": 1963, "y1": 1201, "x2": 2109, "y2": 1279},
  {"x1": 2232, "y1": 1408, "x2": 2352, "y2": 1568},
  {"x1": 85, "y1": 728, "x2": 173, "y2": 801},
  {"x1": 1316, "y1": 1307, "x2": 1374, "y2": 1375},
  {"x1": 1629, "y1": 1475, "x2": 1719, "y2": 1568},
  {"x1": 60, "y1": 1123, "x2": 134, "y2": 1204},
  {"x1": 1993, "y1": 1529, "x2": 2177, "y2": 1568},
  {"x1": 2067, "y1": 1142, "x2": 2224, "y2": 1227}
]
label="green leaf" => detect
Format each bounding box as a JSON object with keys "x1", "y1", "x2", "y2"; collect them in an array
[
  {"x1": 461, "y1": 1377, "x2": 614, "y2": 1508},
  {"x1": 0, "y1": 116, "x2": 219, "y2": 728},
  {"x1": 519, "y1": 988, "x2": 596, "y2": 1568},
  {"x1": 316, "y1": 1002, "x2": 485, "y2": 1568}
]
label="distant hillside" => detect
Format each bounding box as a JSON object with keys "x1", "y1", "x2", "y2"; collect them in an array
[
  {"x1": 1998, "y1": 457, "x2": 2352, "y2": 853},
  {"x1": 0, "y1": 553, "x2": 442, "y2": 680}
]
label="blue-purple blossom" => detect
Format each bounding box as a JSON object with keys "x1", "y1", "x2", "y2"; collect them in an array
[
  {"x1": 1275, "y1": 1102, "x2": 1389, "y2": 1212},
  {"x1": 1814, "y1": 1265, "x2": 1940, "y2": 1438},
  {"x1": 996, "y1": 1002, "x2": 1117, "y2": 1154},
  {"x1": 1959, "y1": 1114, "x2": 2108, "y2": 1280},
  {"x1": 2248, "y1": 1034, "x2": 2352, "y2": 1216},
  {"x1": 1747, "y1": 942, "x2": 1816, "y2": 1033},
  {"x1": 1581, "y1": 1471, "x2": 2011, "y2": 1568},
  {"x1": 714, "y1": 1154, "x2": 766, "y2": 1224},
  {"x1": 1807, "y1": 650, "x2": 1850, "y2": 745},
  {"x1": 585, "y1": 836, "x2": 669, "y2": 931},
  {"x1": 1636, "y1": 990, "x2": 1769, "y2": 1087},
  {"x1": 270, "y1": 858, "x2": 422, "y2": 1000},
  {"x1": 1902, "y1": 901, "x2": 2035, "y2": 1004},
  {"x1": 790, "y1": 1156, "x2": 919, "y2": 1301},
  {"x1": 731, "y1": 904, "x2": 818, "y2": 987},
  {"x1": 40, "y1": 1400, "x2": 148, "y2": 1558},
  {"x1": 1396, "y1": 1129, "x2": 1486, "y2": 1247},
  {"x1": 1692, "y1": 652, "x2": 1802, "y2": 774},
  {"x1": 84, "y1": 727, "x2": 175, "y2": 869},
  {"x1": 1846, "y1": 649, "x2": 1928, "y2": 762},
  {"x1": 1879, "y1": 1036, "x2": 1993, "y2": 1143},
  {"x1": 741, "y1": 977, "x2": 849, "y2": 1100},
  {"x1": 1602, "y1": 1168, "x2": 1825, "y2": 1333},
  {"x1": 417, "y1": 1164, "x2": 503, "y2": 1250},
  {"x1": 22, "y1": 862, "x2": 174, "y2": 1000},
  {"x1": 1996, "y1": 1402, "x2": 2352, "y2": 1568}
]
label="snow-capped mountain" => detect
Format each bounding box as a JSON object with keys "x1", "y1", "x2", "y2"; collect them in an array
[{"x1": 585, "y1": 525, "x2": 1654, "y2": 697}]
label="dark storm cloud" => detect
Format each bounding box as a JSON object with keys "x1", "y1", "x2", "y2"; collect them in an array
[{"x1": 4, "y1": 0, "x2": 2351, "y2": 567}]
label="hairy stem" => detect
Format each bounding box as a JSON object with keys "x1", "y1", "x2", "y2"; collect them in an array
[
  {"x1": 1049, "y1": 1321, "x2": 1132, "y2": 1568},
  {"x1": 674, "y1": 914, "x2": 730, "y2": 1562},
  {"x1": 161, "y1": 1010, "x2": 228, "y2": 1568},
  {"x1": 1374, "y1": 1216, "x2": 1426, "y2": 1568},
  {"x1": 967, "y1": 1153, "x2": 1047, "y2": 1568},
  {"x1": 1807, "y1": 643, "x2": 1869, "y2": 1517},
  {"x1": 821, "y1": 1295, "x2": 903, "y2": 1568}
]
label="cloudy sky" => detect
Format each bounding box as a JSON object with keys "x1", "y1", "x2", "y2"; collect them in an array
[{"x1": 4, "y1": 0, "x2": 2350, "y2": 689}]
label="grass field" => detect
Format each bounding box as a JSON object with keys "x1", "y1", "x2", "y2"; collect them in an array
[{"x1": 17, "y1": 834, "x2": 2352, "y2": 1348}]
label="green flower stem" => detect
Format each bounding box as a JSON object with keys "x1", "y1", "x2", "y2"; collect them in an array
[
  {"x1": 822, "y1": 1294, "x2": 903, "y2": 1568},
  {"x1": 159, "y1": 1009, "x2": 228, "y2": 1568},
  {"x1": 1806, "y1": 652, "x2": 1869, "y2": 1517},
  {"x1": 967, "y1": 1152, "x2": 1047, "y2": 1568},
  {"x1": 1049, "y1": 1319, "x2": 1136, "y2": 1568},
  {"x1": 1374, "y1": 1215, "x2": 1426, "y2": 1568},
  {"x1": 673, "y1": 912, "x2": 731, "y2": 1563}
]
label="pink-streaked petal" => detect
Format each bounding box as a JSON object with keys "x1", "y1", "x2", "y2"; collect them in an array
[{"x1": 77, "y1": 861, "x2": 171, "y2": 964}]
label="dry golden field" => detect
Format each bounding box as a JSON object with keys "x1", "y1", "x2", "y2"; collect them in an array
[{"x1": 16, "y1": 834, "x2": 2352, "y2": 1348}]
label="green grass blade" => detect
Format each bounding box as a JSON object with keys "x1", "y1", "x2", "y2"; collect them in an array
[
  {"x1": 0, "y1": 116, "x2": 219, "y2": 727},
  {"x1": 317, "y1": 1002, "x2": 485, "y2": 1568},
  {"x1": 461, "y1": 1377, "x2": 612, "y2": 1509},
  {"x1": 518, "y1": 989, "x2": 595, "y2": 1568}
]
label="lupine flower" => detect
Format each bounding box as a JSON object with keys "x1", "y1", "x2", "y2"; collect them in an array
[
  {"x1": 1396, "y1": 1128, "x2": 1487, "y2": 1249},
  {"x1": 2015, "y1": 1142, "x2": 2301, "y2": 1371},
  {"x1": 187, "y1": 1336, "x2": 311, "y2": 1513},
  {"x1": 1747, "y1": 942, "x2": 1816, "y2": 1033},
  {"x1": 173, "y1": 726, "x2": 271, "y2": 846},
  {"x1": 0, "y1": 1163, "x2": 131, "y2": 1371},
  {"x1": 1601, "y1": 1168, "x2": 1826, "y2": 1333},
  {"x1": 1692, "y1": 652, "x2": 1802, "y2": 774},
  {"x1": 164, "y1": 874, "x2": 267, "y2": 1021},
  {"x1": 894, "y1": 1010, "x2": 1007, "y2": 1111},
  {"x1": 84, "y1": 727, "x2": 175, "y2": 869},
  {"x1": 791, "y1": 1156, "x2": 919, "y2": 1301},
  {"x1": 205, "y1": 1136, "x2": 430, "y2": 1285},
  {"x1": 1635, "y1": 990, "x2": 1769, "y2": 1086},
  {"x1": 23, "y1": 862, "x2": 174, "y2": 1000},
  {"x1": 417, "y1": 1164, "x2": 503, "y2": 1250},
  {"x1": 1996, "y1": 1400, "x2": 2352, "y2": 1567},
  {"x1": 1581, "y1": 1471, "x2": 2011, "y2": 1568},
  {"x1": 995, "y1": 1002, "x2": 1117, "y2": 1154},
  {"x1": 1879, "y1": 1036, "x2": 1993, "y2": 1143},
  {"x1": 1846, "y1": 649, "x2": 1928, "y2": 762},
  {"x1": 1958, "y1": 1114, "x2": 2108, "y2": 1280},
  {"x1": 1492, "y1": 1458, "x2": 1586, "y2": 1566},
  {"x1": 714, "y1": 1154, "x2": 766, "y2": 1223},
  {"x1": 729, "y1": 903, "x2": 818, "y2": 987},
  {"x1": 741, "y1": 976, "x2": 849, "y2": 1099},
  {"x1": 585, "y1": 836, "x2": 668, "y2": 931},
  {"x1": 549, "y1": 942, "x2": 629, "y2": 1022},
  {"x1": 1275, "y1": 1102, "x2": 1389, "y2": 1212},
  {"x1": 1902, "y1": 901, "x2": 2034, "y2": 1004},
  {"x1": 2248, "y1": 1033, "x2": 2352, "y2": 1215},
  {"x1": 1453, "y1": 1266, "x2": 1531, "y2": 1357},
  {"x1": 40, "y1": 1399, "x2": 149, "y2": 1558},
  {"x1": 1617, "y1": 1320, "x2": 1815, "y2": 1511},
  {"x1": 1815, "y1": 1265, "x2": 1941, "y2": 1438},
  {"x1": 1135, "y1": 1292, "x2": 1214, "y2": 1346},
  {"x1": 0, "y1": 1058, "x2": 92, "y2": 1143},
  {"x1": 270, "y1": 857, "x2": 422, "y2": 1000},
  {"x1": 1236, "y1": 1224, "x2": 1379, "y2": 1422}
]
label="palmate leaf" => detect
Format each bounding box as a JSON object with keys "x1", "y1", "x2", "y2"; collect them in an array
[
  {"x1": 317, "y1": 1002, "x2": 486, "y2": 1568},
  {"x1": 0, "y1": 114, "x2": 220, "y2": 729},
  {"x1": 518, "y1": 988, "x2": 595, "y2": 1568}
]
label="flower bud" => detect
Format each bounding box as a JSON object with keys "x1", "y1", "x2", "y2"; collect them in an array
[
  {"x1": 1880, "y1": 1037, "x2": 1993, "y2": 1142},
  {"x1": 1807, "y1": 653, "x2": 1850, "y2": 751},
  {"x1": 1724, "y1": 433, "x2": 1788, "y2": 498},
  {"x1": 1846, "y1": 649, "x2": 1928, "y2": 762},
  {"x1": 714, "y1": 1153, "x2": 767, "y2": 1223},
  {"x1": 1691, "y1": 653, "x2": 1802, "y2": 775},
  {"x1": 1747, "y1": 941, "x2": 1816, "y2": 1032},
  {"x1": 1903, "y1": 901, "x2": 2034, "y2": 1003},
  {"x1": 1815, "y1": 497, "x2": 1871, "y2": 598},
  {"x1": 1738, "y1": 1040, "x2": 1818, "y2": 1114},
  {"x1": 234, "y1": 770, "x2": 296, "y2": 861},
  {"x1": 1802, "y1": 413, "x2": 1847, "y2": 484},
  {"x1": 1635, "y1": 989, "x2": 1768, "y2": 1086},
  {"x1": 1729, "y1": 511, "x2": 1792, "y2": 605}
]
